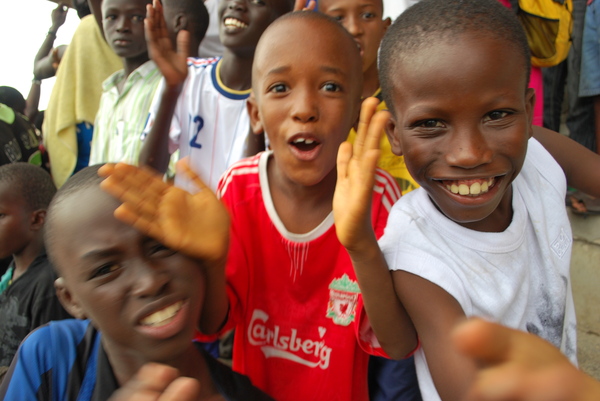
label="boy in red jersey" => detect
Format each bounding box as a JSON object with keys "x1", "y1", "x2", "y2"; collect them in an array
[{"x1": 100, "y1": 11, "x2": 417, "y2": 401}]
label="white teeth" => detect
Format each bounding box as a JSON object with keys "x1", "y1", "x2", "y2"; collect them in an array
[
  {"x1": 140, "y1": 301, "x2": 183, "y2": 327},
  {"x1": 446, "y1": 178, "x2": 495, "y2": 196},
  {"x1": 305, "y1": 139, "x2": 314, "y2": 145},
  {"x1": 224, "y1": 18, "x2": 248, "y2": 29},
  {"x1": 293, "y1": 138, "x2": 316, "y2": 145}
]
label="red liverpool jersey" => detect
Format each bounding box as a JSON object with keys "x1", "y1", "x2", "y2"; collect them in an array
[{"x1": 217, "y1": 151, "x2": 401, "y2": 401}]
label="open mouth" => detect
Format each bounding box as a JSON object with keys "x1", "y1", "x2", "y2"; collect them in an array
[
  {"x1": 290, "y1": 136, "x2": 320, "y2": 152},
  {"x1": 139, "y1": 301, "x2": 184, "y2": 327},
  {"x1": 442, "y1": 177, "x2": 496, "y2": 197},
  {"x1": 224, "y1": 17, "x2": 248, "y2": 29}
]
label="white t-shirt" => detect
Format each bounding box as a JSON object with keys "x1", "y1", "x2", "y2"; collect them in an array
[
  {"x1": 379, "y1": 137, "x2": 577, "y2": 401},
  {"x1": 143, "y1": 57, "x2": 251, "y2": 190}
]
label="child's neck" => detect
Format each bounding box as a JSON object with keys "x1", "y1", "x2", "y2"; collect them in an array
[
  {"x1": 12, "y1": 235, "x2": 44, "y2": 282},
  {"x1": 119, "y1": 54, "x2": 150, "y2": 93},
  {"x1": 219, "y1": 50, "x2": 254, "y2": 92},
  {"x1": 362, "y1": 62, "x2": 380, "y2": 100},
  {"x1": 268, "y1": 160, "x2": 338, "y2": 234}
]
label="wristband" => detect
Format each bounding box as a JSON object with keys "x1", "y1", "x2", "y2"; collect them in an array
[
  {"x1": 32, "y1": 79, "x2": 42, "y2": 85},
  {"x1": 47, "y1": 30, "x2": 57, "y2": 37}
]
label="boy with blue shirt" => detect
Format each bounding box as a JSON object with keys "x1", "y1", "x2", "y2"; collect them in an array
[{"x1": 0, "y1": 165, "x2": 272, "y2": 401}]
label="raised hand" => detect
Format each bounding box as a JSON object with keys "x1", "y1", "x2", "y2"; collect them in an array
[
  {"x1": 99, "y1": 161, "x2": 230, "y2": 266},
  {"x1": 50, "y1": 3, "x2": 68, "y2": 31},
  {"x1": 108, "y1": 363, "x2": 201, "y2": 401},
  {"x1": 145, "y1": 0, "x2": 189, "y2": 89},
  {"x1": 333, "y1": 97, "x2": 389, "y2": 252}
]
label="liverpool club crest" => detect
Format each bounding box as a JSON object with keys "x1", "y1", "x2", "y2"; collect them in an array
[{"x1": 326, "y1": 274, "x2": 360, "y2": 326}]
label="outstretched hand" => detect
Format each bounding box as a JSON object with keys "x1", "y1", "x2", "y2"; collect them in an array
[
  {"x1": 98, "y1": 161, "x2": 230, "y2": 266},
  {"x1": 453, "y1": 319, "x2": 600, "y2": 401},
  {"x1": 334, "y1": 97, "x2": 388, "y2": 253},
  {"x1": 145, "y1": 0, "x2": 189, "y2": 89},
  {"x1": 108, "y1": 363, "x2": 201, "y2": 401}
]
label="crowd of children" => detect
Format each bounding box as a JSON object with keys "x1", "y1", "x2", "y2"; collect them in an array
[{"x1": 1, "y1": 0, "x2": 600, "y2": 400}]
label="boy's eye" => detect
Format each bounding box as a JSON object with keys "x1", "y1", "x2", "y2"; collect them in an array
[
  {"x1": 132, "y1": 15, "x2": 145, "y2": 22},
  {"x1": 361, "y1": 12, "x2": 376, "y2": 19},
  {"x1": 148, "y1": 242, "x2": 177, "y2": 258},
  {"x1": 416, "y1": 119, "x2": 444, "y2": 128},
  {"x1": 485, "y1": 110, "x2": 510, "y2": 121},
  {"x1": 322, "y1": 82, "x2": 341, "y2": 92},
  {"x1": 331, "y1": 15, "x2": 344, "y2": 22},
  {"x1": 105, "y1": 14, "x2": 116, "y2": 21},
  {"x1": 91, "y1": 263, "x2": 121, "y2": 280},
  {"x1": 268, "y1": 83, "x2": 288, "y2": 93},
  {"x1": 250, "y1": 0, "x2": 266, "y2": 5}
]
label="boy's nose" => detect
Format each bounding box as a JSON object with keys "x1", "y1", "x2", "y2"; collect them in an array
[
  {"x1": 446, "y1": 128, "x2": 493, "y2": 168},
  {"x1": 345, "y1": 15, "x2": 364, "y2": 37},
  {"x1": 116, "y1": 16, "x2": 131, "y2": 32},
  {"x1": 228, "y1": 0, "x2": 247, "y2": 12},
  {"x1": 291, "y1": 91, "x2": 319, "y2": 123},
  {"x1": 131, "y1": 262, "x2": 170, "y2": 298}
]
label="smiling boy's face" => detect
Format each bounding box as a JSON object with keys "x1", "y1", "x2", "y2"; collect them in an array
[
  {"x1": 217, "y1": 0, "x2": 292, "y2": 52},
  {"x1": 386, "y1": 32, "x2": 534, "y2": 232},
  {"x1": 248, "y1": 15, "x2": 362, "y2": 188},
  {"x1": 319, "y1": 0, "x2": 389, "y2": 73},
  {"x1": 51, "y1": 185, "x2": 205, "y2": 365},
  {"x1": 102, "y1": 0, "x2": 149, "y2": 60}
]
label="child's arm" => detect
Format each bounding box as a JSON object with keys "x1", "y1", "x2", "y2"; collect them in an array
[
  {"x1": 453, "y1": 318, "x2": 600, "y2": 401},
  {"x1": 532, "y1": 125, "x2": 600, "y2": 198},
  {"x1": 98, "y1": 161, "x2": 230, "y2": 335},
  {"x1": 138, "y1": 0, "x2": 190, "y2": 174},
  {"x1": 108, "y1": 363, "x2": 200, "y2": 401},
  {"x1": 334, "y1": 97, "x2": 417, "y2": 358}
]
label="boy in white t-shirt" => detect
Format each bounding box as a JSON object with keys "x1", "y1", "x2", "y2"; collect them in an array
[{"x1": 336, "y1": 0, "x2": 600, "y2": 400}]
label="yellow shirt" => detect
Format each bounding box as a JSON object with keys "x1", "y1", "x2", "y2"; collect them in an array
[{"x1": 348, "y1": 90, "x2": 419, "y2": 194}]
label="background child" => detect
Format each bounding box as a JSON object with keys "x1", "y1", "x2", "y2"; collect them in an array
[
  {"x1": 336, "y1": 0, "x2": 600, "y2": 400},
  {"x1": 0, "y1": 163, "x2": 71, "y2": 369},
  {"x1": 88, "y1": 0, "x2": 162, "y2": 165},
  {"x1": 319, "y1": 0, "x2": 419, "y2": 194},
  {"x1": 0, "y1": 164, "x2": 272, "y2": 401},
  {"x1": 101, "y1": 11, "x2": 417, "y2": 401},
  {"x1": 139, "y1": 0, "x2": 294, "y2": 190}
]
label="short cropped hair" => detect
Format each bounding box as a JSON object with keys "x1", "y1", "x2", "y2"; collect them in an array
[
  {"x1": 0, "y1": 163, "x2": 56, "y2": 211},
  {"x1": 45, "y1": 165, "x2": 104, "y2": 268},
  {"x1": 0, "y1": 87, "x2": 26, "y2": 115},
  {"x1": 162, "y1": 0, "x2": 210, "y2": 42},
  {"x1": 379, "y1": 0, "x2": 531, "y2": 111}
]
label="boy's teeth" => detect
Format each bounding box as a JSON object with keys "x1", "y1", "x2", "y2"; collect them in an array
[
  {"x1": 446, "y1": 178, "x2": 495, "y2": 196},
  {"x1": 293, "y1": 138, "x2": 315, "y2": 144},
  {"x1": 140, "y1": 301, "x2": 183, "y2": 327},
  {"x1": 224, "y1": 18, "x2": 248, "y2": 28}
]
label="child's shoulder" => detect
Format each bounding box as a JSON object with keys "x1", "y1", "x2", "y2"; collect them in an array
[{"x1": 217, "y1": 152, "x2": 265, "y2": 198}]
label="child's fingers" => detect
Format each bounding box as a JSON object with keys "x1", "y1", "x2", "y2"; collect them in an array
[
  {"x1": 176, "y1": 30, "x2": 190, "y2": 60},
  {"x1": 452, "y1": 319, "x2": 512, "y2": 365},
  {"x1": 159, "y1": 377, "x2": 201, "y2": 401},
  {"x1": 176, "y1": 158, "x2": 210, "y2": 193},
  {"x1": 364, "y1": 110, "x2": 389, "y2": 154},
  {"x1": 354, "y1": 97, "x2": 381, "y2": 159},
  {"x1": 336, "y1": 141, "x2": 353, "y2": 180}
]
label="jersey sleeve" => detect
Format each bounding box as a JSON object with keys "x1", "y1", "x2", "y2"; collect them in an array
[{"x1": 372, "y1": 168, "x2": 401, "y2": 239}]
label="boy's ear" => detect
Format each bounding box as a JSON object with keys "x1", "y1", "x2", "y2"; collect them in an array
[
  {"x1": 385, "y1": 116, "x2": 403, "y2": 156},
  {"x1": 247, "y1": 92, "x2": 264, "y2": 135},
  {"x1": 55, "y1": 277, "x2": 87, "y2": 319},
  {"x1": 525, "y1": 88, "x2": 535, "y2": 138},
  {"x1": 383, "y1": 17, "x2": 392, "y2": 30},
  {"x1": 174, "y1": 13, "x2": 188, "y2": 32},
  {"x1": 30, "y1": 209, "x2": 46, "y2": 231}
]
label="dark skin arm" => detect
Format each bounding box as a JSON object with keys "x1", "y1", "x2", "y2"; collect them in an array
[
  {"x1": 532, "y1": 125, "x2": 600, "y2": 197},
  {"x1": 334, "y1": 98, "x2": 417, "y2": 358},
  {"x1": 139, "y1": 0, "x2": 189, "y2": 173},
  {"x1": 87, "y1": 0, "x2": 105, "y2": 38}
]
